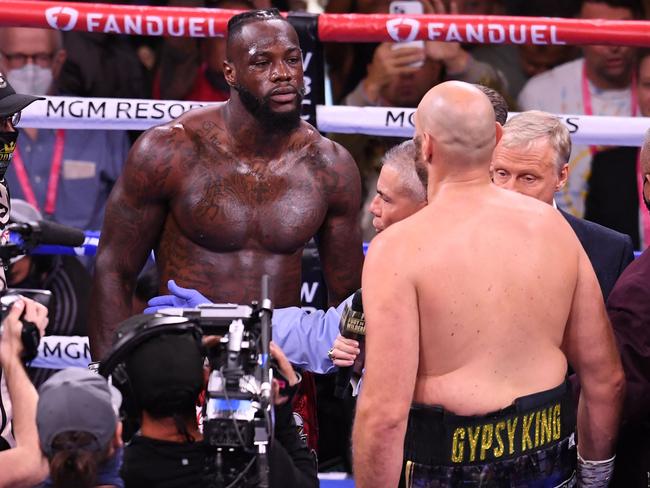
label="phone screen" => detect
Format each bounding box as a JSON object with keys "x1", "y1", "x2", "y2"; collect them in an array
[{"x1": 389, "y1": 1, "x2": 424, "y2": 15}]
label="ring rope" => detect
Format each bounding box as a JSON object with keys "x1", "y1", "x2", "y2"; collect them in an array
[
  {"x1": 19, "y1": 95, "x2": 650, "y2": 147},
  {"x1": 1, "y1": 0, "x2": 650, "y2": 46}
]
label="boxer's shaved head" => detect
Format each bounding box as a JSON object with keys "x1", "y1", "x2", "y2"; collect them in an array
[{"x1": 415, "y1": 81, "x2": 497, "y2": 171}]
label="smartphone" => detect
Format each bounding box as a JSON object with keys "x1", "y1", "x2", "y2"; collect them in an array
[{"x1": 389, "y1": 1, "x2": 425, "y2": 68}]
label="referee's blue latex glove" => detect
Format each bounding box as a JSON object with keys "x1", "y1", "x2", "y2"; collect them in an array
[{"x1": 144, "y1": 280, "x2": 211, "y2": 314}]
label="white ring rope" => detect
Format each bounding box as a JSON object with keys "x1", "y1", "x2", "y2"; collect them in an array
[{"x1": 21, "y1": 96, "x2": 650, "y2": 147}]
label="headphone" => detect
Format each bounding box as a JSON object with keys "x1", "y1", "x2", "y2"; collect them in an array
[{"x1": 98, "y1": 314, "x2": 205, "y2": 424}]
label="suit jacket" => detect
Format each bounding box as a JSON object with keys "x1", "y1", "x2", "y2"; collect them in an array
[
  {"x1": 606, "y1": 249, "x2": 650, "y2": 486},
  {"x1": 559, "y1": 209, "x2": 634, "y2": 300}
]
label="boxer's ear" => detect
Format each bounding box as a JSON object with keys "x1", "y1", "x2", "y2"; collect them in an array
[
  {"x1": 223, "y1": 60, "x2": 236, "y2": 87},
  {"x1": 422, "y1": 132, "x2": 434, "y2": 165}
]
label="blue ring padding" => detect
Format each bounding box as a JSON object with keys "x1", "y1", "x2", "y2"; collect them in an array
[{"x1": 10, "y1": 230, "x2": 644, "y2": 260}]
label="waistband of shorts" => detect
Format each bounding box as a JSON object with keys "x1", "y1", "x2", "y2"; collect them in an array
[{"x1": 403, "y1": 380, "x2": 576, "y2": 466}]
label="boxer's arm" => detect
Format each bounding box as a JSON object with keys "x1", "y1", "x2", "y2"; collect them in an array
[
  {"x1": 562, "y1": 247, "x2": 625, "y2": 460},
  {"x1": 89, "y1": 127, "x2": 178, "y2": 360},
  {"x1": 316, "y1": 141, "x2": 364, "y2": 306},
  {"x1": 353, "y1": 232, "x2": 418, "y2": 488}
]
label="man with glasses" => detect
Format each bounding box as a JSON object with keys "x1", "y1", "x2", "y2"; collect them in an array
[
  {"x1": 0, "y1": 71, "x2": 44, "y2": 453},
  {"x1": 606, "y1": 128, "x2": 650, "y2": 487},
  {"x1": 0, "y1": 27, "x2": 129, "y2": 232}
]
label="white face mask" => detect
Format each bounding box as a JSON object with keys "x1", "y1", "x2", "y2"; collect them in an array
[{"x1": 7, "y1": 64, "x2": 53, "y2": 96}]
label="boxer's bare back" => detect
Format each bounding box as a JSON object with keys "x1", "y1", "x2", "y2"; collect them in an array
[{"x1": 354, "y1": 82, "x2": 623, "y2": 488}]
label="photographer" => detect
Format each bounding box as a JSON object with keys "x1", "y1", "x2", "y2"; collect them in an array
[
  {"x1": 118, "y1": 328, "x2": 317, "y2": 488},
  {"x1": 0, "y1": 297, "x2": 49, "y2": 487}
]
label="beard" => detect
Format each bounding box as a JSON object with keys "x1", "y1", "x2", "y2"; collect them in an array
[
  {"x1": 235, "y1": 83, "x2": 305, "y2": 132},
  {"x1": 413, "y1": 135, "x2": 429, "y2": 193}
]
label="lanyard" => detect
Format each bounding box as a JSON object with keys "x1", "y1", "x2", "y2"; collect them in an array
[
  {"x1": 637, "y1": 151, "x2": 650, "y2": 248},
  {"x1": 581, "y1": 61, "x2": 638, "y2": 157},
  {"x1": 13, "y1": 129, "x2": 65, "y2": 216}
]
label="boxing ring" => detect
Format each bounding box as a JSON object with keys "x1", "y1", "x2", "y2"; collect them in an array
[{"x1": 1, "y1": 2, "x2": 649, "y2": 484}]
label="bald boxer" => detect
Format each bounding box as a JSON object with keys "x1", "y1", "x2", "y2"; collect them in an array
[
  {"x1": 89, "y1": 9, "x2": 363, "y2": 359},
  {"x1": 353, "y1": 81, "x2": 624, "y2": 487}
]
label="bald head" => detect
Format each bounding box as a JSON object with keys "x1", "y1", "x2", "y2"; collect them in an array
[{"x1": 415, "y1": 81, "x2": 498, "y2": 170}]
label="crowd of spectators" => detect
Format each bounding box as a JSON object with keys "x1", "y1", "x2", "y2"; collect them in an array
[
  {"x1": 1, "y1": 0, "x2": 650, "y2": 486},
  {"x1": 1, "y1": 0, "x2": 649, "y2": 245}
]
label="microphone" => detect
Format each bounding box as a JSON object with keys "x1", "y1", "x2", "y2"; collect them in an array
[
  {"x1": 334, "y1": 289, "x2": 365, "y2": 399},
  {"x1": 8, "y1": 220, "x2": 86, "y2": 247}
]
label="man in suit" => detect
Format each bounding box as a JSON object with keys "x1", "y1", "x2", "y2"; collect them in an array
[
  {"x1": 605, "y1": 128, "x2": 650, "y2": 487},
  {"x1": 491, "y1": 110, "x2": 634, "y2": 299}
]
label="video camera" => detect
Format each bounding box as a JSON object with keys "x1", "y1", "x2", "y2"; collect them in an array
[
  {"x1": 0, "y1": 289, "x2": 52, "y2": 362},
  {"x1": 100, "y1": 276, "x2": 274, "y2": 488}
]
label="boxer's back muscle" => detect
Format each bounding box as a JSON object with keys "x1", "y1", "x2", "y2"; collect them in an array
[{"x1": 406, "y1": 188, "x2": 579, "y2": 414}]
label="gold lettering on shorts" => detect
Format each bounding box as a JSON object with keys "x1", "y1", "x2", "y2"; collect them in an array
[
  {"x1": 552, "y1": 404, "x2": 561, "y2": 440},
  {"x1": 493, "y1": 421, "x2": 506, "y2": 458},
  {"x1": 467, "y1": 426, "x2": 481, "y2": 462},
  {"x1": 540, "y1": 408, "x2": 552, "y2": 445},
  {"x1": 479, "y1": 423, "x2": 493, "y2": 461},
  {"x1": 506, "y1": 417, "x2": 518, "y2": 455},
  {"x1": 451, "y1": 428, "x2": 465, "y2": 463},
  {"x1": 534, "y1": 411, "x2": 541, "y2": 447},
  {"x1": 522, "y1": 414, "x2": 534, "y2": 451}
]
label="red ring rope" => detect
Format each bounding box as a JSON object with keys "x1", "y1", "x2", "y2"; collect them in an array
[{"x1": 1, "y1": 0, "x2": 650, "y2": 46}]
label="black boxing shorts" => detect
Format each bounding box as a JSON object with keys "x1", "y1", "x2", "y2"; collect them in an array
[{"x1": 400, "y1": 381, "x2": 577, "y2": 488}]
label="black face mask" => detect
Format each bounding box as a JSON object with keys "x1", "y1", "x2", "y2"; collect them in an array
[{"x1": 0, "y1": 130, "x2": 18, "y2": 180}]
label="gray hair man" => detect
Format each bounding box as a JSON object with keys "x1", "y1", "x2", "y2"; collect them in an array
[
  {"x1": 492, "y1": 110, "x2": 634, "y2": 299},
  {"x1": 368, "y1": 140, "x2": 427, "y2": 233},
  {"x1": 492, "y1": 110, "x2": 570, "y2": 205}
]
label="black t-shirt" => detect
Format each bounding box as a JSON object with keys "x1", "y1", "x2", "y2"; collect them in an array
[
  {"x1": 121, "y1": 436, "x2": 211, "y2": 488},
  {"x1": 121, "y1": 402, "x2": 317, "y2": 488}
]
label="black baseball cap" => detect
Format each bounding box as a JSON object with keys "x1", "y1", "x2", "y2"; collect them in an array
[{"x1": 0, "y1": 72, "x2": 44, "y2": 117}]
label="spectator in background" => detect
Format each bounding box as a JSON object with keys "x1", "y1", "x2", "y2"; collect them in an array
[
  {"x1": 472, "y1": 0, "x2": 580, "y2": 101},
  {"x1": 519, "y1": 0, "x2": 643, "y2": 248},
  {"x1": 0, "y1": 298, "x2": 49, "y2": 486},
  {"x1": 35, "y1": 368, "x2": 124, "y2": 488},
  {"x1": 606, "y1": 128, "x2": 650, "y2": 487},
  {"x1": 8, "y1": 199, "x2": 92, "y2": 388},
  {"x1": 155, "y1": 0, "x2": 256, "y2": 102},
  {"x1": 635, "y1": 47, "x2": 650, "y2": 248},
  {"x1": 0, "y1": 27, "x2": 130, "y2": 232},
  {"x1": 492, "y1": 110, "x2": 635, "y2": 299},
  {"x1": 56, "y1": 25, "x2": 149, "y2": 99},
  {"x1": 325, "y1": 0, "x2": 505, "y2": 104}
]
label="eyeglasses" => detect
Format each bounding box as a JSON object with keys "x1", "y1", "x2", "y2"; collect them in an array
[
  {"x1": 0, "y1": 112, "x2": 21, "y2": 128},
  {"x1": 0, "y1": 52, "x2": 54, "y2": 69}
]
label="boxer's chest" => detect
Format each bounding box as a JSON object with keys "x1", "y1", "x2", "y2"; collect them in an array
[{"x1": 172, "y1": 156, "x2": 329, "y2": 253}]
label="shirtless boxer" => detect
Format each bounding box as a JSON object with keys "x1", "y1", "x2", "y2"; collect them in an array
[
  {"x1": 89, "y1": 9, "x2": 363, "y2": 359},
  {"x1": 353, "y1": 82, "x2": 624, "y2": 487},
  {"x1": 146, "y1": 140, "x2": 426, "y2": 373}
]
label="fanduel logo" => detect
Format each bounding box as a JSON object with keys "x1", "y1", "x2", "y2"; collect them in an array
[
  {"x1": 45, "y1": 6, "x2": 79, "y2": 31},
  {"x1": 386, "y1": 18, "x2": 421, "y2": 42}
]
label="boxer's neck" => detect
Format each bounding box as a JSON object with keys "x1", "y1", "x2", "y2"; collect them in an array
[{"x1": 224, "y1": 97, "x2": 295, "y2": 157}]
